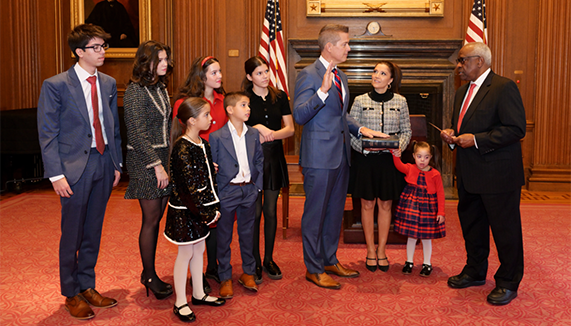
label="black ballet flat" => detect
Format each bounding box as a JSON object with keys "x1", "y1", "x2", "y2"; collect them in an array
[
  {"x1": 173, "y1": 303, "x2": 196, "y2": 323},
  {"x1": 365, "y1": 257, "x2": 378, "y2": 272},
  {"x1": 378, "y1": 257, "x2": 390, "y2": 272},
  {"x1": 191, "y1": 294, "x2": 226, "y2": 307}
]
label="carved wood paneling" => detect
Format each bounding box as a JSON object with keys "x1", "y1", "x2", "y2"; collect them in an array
[{"x1": 528, "y1": 0, "x2": 571, "y2": 191}]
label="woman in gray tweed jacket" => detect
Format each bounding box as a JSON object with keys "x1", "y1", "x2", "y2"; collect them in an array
[
  {"x1": 123, "y1": 40, "x2": 174, "y2": 299},
  {"x1": 348, "y1": 61, "x2": 411, "y2": 273}
]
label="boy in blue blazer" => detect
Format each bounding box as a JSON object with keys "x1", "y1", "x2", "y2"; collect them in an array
[
  {"x1": 37, "y1": 24, "x2": 122, "y2": 320},
  {"x1": 209, "y1": 92, "x2": 264, "y2": 299}
]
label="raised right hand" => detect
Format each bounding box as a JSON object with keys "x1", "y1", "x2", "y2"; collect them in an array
[{"x1": 319, "y1": 60, "x2": 335, "y2": 93}]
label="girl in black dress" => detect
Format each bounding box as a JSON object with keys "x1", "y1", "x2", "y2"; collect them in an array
[
  {"x1": 242, "y1": 56, "x2": 294, "y2": 282},
  {"x1": 166, "y1": 97, "x2": 226, "y2": 322}
]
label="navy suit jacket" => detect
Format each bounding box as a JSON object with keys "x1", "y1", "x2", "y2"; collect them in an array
[
  {"x1": 451, "y1": 71, "x2": 526, "y2": 194},
  {"x1": 38, "y1": 67, "x2": 123, "y2": 185},
  {"x1": 209, "y1": 122, "x2": 264, "y2": 194},
  {"x1": 293, "y1": 59, "x2": 361, "y2": 169}
]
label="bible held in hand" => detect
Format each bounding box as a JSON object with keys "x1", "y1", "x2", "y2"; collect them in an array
[{"x1": 362, "y1": 135, "x2": 400, "y2": 151}]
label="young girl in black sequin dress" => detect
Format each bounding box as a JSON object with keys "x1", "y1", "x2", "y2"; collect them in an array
[
  {"x1": 164, "y1": 98, "x2": 226, "y2": 322},
  {"x1": 392, "y1": 141, "x2": 446, "y2": 277}
]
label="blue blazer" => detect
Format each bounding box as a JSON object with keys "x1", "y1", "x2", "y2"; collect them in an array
[
  {"x1": 293, "y1": 59, "x2": 361, "y2": 169},
  {"x1": 37, "y1": 67, "x2": 123, "y2": 185},
  {"x1": 209, "y1": 122, "x2": 264, "y2": 194}
]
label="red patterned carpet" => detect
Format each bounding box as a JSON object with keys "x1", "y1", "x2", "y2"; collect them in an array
[{"x1": 1, "y1": 191, "x2": 570, "y2": 326}]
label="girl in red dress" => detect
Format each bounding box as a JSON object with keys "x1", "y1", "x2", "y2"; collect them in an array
[
  {"x1": 173, "y1": 56, "x2": 227, "y2": 292},
  {"x1": 392, "y1": 141, "x2": 446, "y2": 277}
]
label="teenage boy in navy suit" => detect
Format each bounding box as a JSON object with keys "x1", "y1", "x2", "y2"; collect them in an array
[
  {"x1": 37, "y1": 24, "x2": 122, "y2": 320},
  {"x1": 209, "y1": 92, "x2": 264, "y2": 299}
]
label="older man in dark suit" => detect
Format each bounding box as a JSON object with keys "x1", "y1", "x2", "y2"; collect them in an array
[
  {"x1": 293, "y1": 24, "x2": 387, "y2": 289},
  {"x1": 38, "y1": 24, "x2": 122, "y2": 319},
  {"x1": 441, "y1": 42, "x2": 526, "y2": 305}
]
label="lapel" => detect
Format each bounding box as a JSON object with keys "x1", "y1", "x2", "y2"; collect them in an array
[
  {"x1": 97, "y1": 73, "x2": 115, "y2": 138},
  {"x1": 461, "y1": 71, "x2": 494, "y2": 131},
  {"x1": 245, "y1": 127, "x2": 256, "y2": 169},
  {"x1": 220, "y1": 123, "x2": 238, "y2": 163},
  {"x1": 338, "y1": 68, "x2": 349, "y2": 113},
  {"x1": 66, "y1": 67, "x2": 90, "y2": 125}
]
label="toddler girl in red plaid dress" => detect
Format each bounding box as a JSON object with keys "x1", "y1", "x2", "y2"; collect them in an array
[{"x1": 392, "y1": 141, "x2": 446, "y2": 277}]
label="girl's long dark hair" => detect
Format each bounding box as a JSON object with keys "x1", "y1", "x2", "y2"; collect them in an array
[
  {"x1": 241, "y1": 56, "x2": 280, "y2": 104},
  {"x1": 130, "y1": 40, "x2": 173, "y2": 87},
  {"x1": 176, "y1": 56, "x2": 225, "y2": 101}
]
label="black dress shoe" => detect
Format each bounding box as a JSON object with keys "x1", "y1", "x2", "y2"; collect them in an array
[
  {"x1": 254, "y1": 265, "x2": 263, "y2": 284},
  {"x1": 191, "y1": 294, "x2": 226, "y2": 307},
  {"x1": 487, "y1": 287, "x2": 518, "y2": 305},
  {"x1": 173, "y1": 303, "x2": 196, "y2": 322},
  {"x1": 447, "y1": 273, "x2": 486, "y2": 289},
  {"x1": 263, "y1": 261, "x2": 283, "y2": 280},
  {"x1": 204, "y1": 268, "x2": 221, "y2": 284}
]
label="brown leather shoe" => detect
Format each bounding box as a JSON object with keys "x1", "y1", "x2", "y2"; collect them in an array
[
  {"x1": 219, "y1": 279, "x2": 234, "y2": 299},
  {"x1": 80, "y1": 288, "x2": 118, "y2": 308},
  {"x1": 324, "y1": 263, "x2": 360, "y2": 278},
  {"x1": 305, "y1": 272, "x2": 341, "y2": 289},
  {"x1": 65, "y1": 295, "x2": 95, "y2": 320},
  {"x1": 238, "y1": 273, "x2": 258, "y2": 292}
]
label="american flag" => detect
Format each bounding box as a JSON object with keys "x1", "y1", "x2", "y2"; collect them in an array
[
  {"x1": 464, "y1": 0, "x2": 488, "y2": 44},
  {"x1": 258, "y1": 0, "x2": 289, "y2": 96}
]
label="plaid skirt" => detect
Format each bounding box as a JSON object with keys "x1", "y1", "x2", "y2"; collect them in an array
[{"x1": 394, "y1": 172, "x2": 446, "y2": 239}]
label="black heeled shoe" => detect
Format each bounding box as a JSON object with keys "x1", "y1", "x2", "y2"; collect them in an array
[
  {"x1": 173, "y1": 303, "x2": 196, "y2": 323},
  {"x1": 191, "y1": 294, "x2": 226, "y2": 307},
  {"x1": 140, "y1": 272, "x2": 172, "y2": 290},
  {"x1": 142, "y1": 277, "x2": 173, "y2": 300},
  {"x1": 378, "y1": 257, "x2": 390, "y2": 272},
  {"x1": 365, "y1": 257, "x2": 378, "y2": 272}
]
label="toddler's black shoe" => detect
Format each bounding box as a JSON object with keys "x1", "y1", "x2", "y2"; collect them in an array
[
  {"x1": 419, "y1": 264, "x2": 432, "y2": 277},
  {"x1": 402, "y1": 262, "x2": 413, "y2": 274}
]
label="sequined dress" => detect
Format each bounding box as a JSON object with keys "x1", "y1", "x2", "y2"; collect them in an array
[{"x1": 164, "y1": 136, "x2": 220, "y2": 244}]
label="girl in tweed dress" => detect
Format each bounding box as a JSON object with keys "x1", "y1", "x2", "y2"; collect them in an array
[
  {"x1": 392, "y1": 141, "x2": 446, "y2": 277},
  {"x1": 124, "y1": 41, "x2": 174, "y2": 298}
]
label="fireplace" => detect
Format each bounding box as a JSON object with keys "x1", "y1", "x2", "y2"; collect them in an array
[
  {"x1": 289, "y1": 38, "x2": 463, "y2": 187},
  {"x1": 289, "y1": 38, "x2": 463, "y2": 243}
]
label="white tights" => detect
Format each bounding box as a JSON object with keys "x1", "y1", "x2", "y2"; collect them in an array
[
  {"x1": 406, "y1": 237, "x2": 432, "y2": 265},
  {"x1": 173, "y1": 239, "x2": 216, "y2": 315}
]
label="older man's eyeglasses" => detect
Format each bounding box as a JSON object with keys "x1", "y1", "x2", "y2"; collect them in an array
[
  {"x1": 83, "y1": 43, "x2": 109, "y2": 52},
  {"x1": 456, "y1": 56, "x2": 480, "y2": 65}
]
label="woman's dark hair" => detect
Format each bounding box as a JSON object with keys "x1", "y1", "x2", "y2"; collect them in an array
[
  {"x1": 176, "y1": 56, "x2": 225, "y2": 101},
  {"x1": 412, "y1": 140, "x2": 441, "y2": 171},
  {"x1": 129, "y1": 40, "x2": 173, "y2": 87},
  {"x1": 375, "y1": 61, "x2": 402, "y2": 94},
  {"x1": 241, "y1": 56, "x2": 280, "y2": 104}
]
